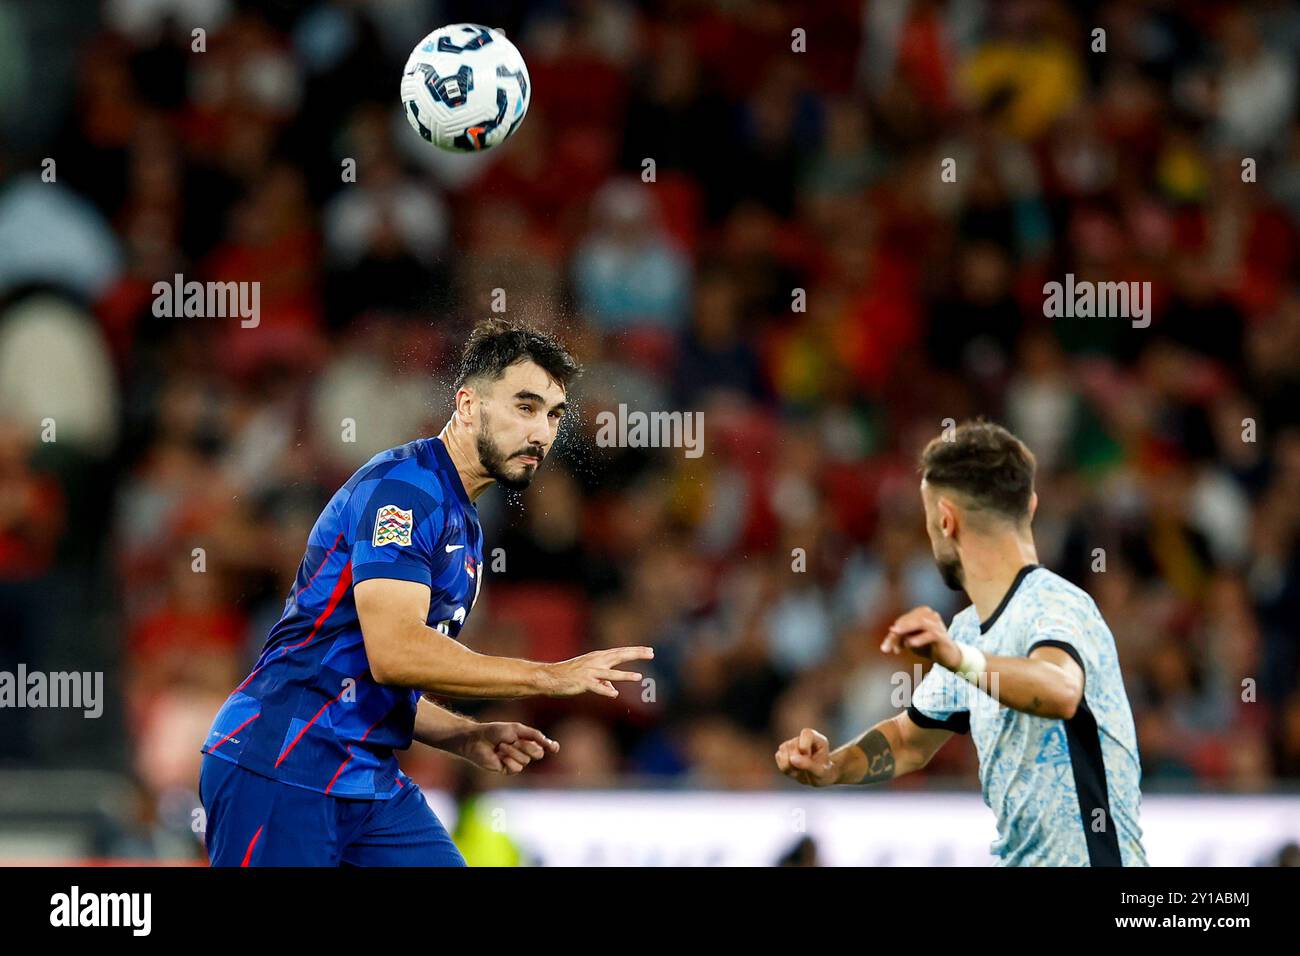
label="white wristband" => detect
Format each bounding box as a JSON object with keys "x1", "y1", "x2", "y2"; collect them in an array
[{"x1": 951, "y1": 642, "x2": 987, "y2": 684}]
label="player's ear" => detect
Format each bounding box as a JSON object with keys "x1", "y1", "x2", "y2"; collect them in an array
[
  {"x1": 455, "y1": 387, "x2": 475, "y2": 426},
  {"x1": 938, "y1": 497, "x2": 958, "y2": 538}
]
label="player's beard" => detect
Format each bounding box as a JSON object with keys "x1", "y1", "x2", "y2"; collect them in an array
[
  {"x1": 935, "y1": 550, "x2": 965, "y2": 592},
  {"x1": 476, "y1": 409, "x2": 544, "y2": 492}
]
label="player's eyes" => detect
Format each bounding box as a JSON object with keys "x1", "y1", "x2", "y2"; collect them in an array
[{"x1": 518, "y1": 404, "x2": 534, "y2": 414}]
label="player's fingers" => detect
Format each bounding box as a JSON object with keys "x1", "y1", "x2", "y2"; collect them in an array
[
  {"x1": 595, "y1": 669, "x2": 642, "y2": 683},
  {"x1": 899, "y1": 628, "x2": 935, "y2": 659},
  {"x1": 516, "y1": 740, "x2": 546, "y2": 760},
  {"x1": 775, "y1": 746, "x2": 791, "y2": 773},
  {"x1": 497, "y1": 740, "x2": 531, "y2": 760},
  {"x1": 500, "y1": 755, "x2": 525, "y2": 774},
  {"x1": 889, "y1": 614, "x2": 922, "y2": 635},
  {"x1": 601, "y1": 646, "x2": 655, "y2": 665},
  {"x1": 504, "y1": 737, "x2": 545, "y2": 760},
  {"x1": 880, "y1": 632, "x2": 903, "y2": 653},
  {"x1": 497, "y1": 743, "x2": 532, "y2": 767},
  {"x1": 512, "y1": 724, "x2": 560, "y2": 753},
  {"x1": 797, "y1": 728, "x2": 816, "y2": 754},
  {"x1": 891, "y1": 606, "x2": 935, "y2": 632},
  {"x1": 788, "y1": 750, "x2": 814, "y2": 770},
  {"x1": 588, "y1": 678, "x2": 619, "y2": 698}
]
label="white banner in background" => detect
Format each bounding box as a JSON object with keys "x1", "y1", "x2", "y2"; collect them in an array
[{"x1": 424, "y1": 791, "x2": 1300, "y2": 867}]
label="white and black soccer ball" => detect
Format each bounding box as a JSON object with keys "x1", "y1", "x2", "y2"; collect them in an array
[{"x1": 400, "y1": 23, "x2": 531, "y2": 152}]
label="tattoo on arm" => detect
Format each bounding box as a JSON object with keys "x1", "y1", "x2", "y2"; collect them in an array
[{"x1": 851, "y1": 729, "x2": 895, "y2": 785}]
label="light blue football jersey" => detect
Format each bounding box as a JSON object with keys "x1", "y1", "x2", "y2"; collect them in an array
[{"x1": 908, "y1": 565, "x2": 1149, "y2": 866}]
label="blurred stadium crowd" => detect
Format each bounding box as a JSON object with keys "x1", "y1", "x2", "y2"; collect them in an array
[{"x1": 2, "y1": 0, "x2": 1300, "y2": 857}]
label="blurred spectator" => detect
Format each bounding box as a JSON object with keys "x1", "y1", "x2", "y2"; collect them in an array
[{"x1": 573, "y1": 178, "x2": 692, "y2": 333}]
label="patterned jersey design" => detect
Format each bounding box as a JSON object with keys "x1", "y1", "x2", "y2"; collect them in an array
[
  {"x1": 200, "y1": 437, "x2": 485, "y2": 798},
  {"x1": 909, "y1": 566, "x2": 1149, "y2": 866}
]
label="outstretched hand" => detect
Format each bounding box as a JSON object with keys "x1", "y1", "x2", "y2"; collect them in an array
[{"x1": 543, "y1": 646, "x2": 654, "y2": 698}]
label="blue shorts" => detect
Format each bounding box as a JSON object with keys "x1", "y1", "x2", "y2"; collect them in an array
[{"x1": 199, "y1": 752, "x2": 466, "y2": 867}]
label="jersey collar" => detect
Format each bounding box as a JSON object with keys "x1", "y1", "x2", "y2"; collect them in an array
[{"x1": 978, "y1": 564, "x2": 1041, "y2": 634}]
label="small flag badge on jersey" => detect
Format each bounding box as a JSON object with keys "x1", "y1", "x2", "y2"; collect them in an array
[
  {"x1": 464, "y1": 556, "x2": 477, "y2": 578},
  {"x1": 373, "y1": 505, "x2": 414, "y2": 547}
]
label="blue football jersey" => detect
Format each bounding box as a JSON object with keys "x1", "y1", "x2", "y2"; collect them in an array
[{"x1": 202, "y1": 437, "x2": 485, "y2": 798}]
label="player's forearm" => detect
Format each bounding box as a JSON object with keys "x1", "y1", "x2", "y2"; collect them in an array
[
  {"x1": 830, "y1": 716, "x2": 924, "y2": 785},
  {"x1": 368, "y1": 624, "x2": 553, "y2": 698},
  {"x1": 410, "y1": 696, "x2": 478, "y2": 751},
  {"x1": 960, "y1": 654, "x2": 1081, "y2": 719}
]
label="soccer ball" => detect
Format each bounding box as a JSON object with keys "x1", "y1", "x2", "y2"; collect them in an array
[{"x1": 400, "y1": 23, "x2": 531, "y2": 152}]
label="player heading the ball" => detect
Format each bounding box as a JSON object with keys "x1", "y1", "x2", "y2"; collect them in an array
[{"x1": 199, "y1": 318, "x2": 653, "y2": 866}]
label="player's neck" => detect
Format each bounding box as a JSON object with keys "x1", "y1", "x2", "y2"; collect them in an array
[
  {"x1": 436, "y1": 421, "x2": 494, "y2": 502},
  {"x1": 962, "y1": 534, "x2": 1040, "y2": 624}
]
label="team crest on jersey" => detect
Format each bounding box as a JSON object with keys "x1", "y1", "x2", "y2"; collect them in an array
[
  {"x1": 373, "y1": 505, "x2": 414, "y2": 547},
  {"x1": 464, "y1": 555, "x2": 477, "y2": 578}
]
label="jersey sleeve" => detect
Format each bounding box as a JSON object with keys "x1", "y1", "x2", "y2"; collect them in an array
[
  {"x1": 907, "y1": 662, "x2": 971, "y2": 734},
  {"x1": 349, "y1": 477, "x2": 447, "y2": 588},
  {"x1": 1021, "y1": 588, "x2": 1096, "y2": 691}
]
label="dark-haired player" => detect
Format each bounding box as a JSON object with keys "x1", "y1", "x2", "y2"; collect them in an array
[
  {"x1": 200, "y1": 319, "x2": 653, "y2": 866},
  {"x1": 776, "y1": 421, "x2": 1147, "y2": 866}
]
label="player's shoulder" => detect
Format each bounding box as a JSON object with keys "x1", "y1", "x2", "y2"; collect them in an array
[
  {"x1": 1017, "y1": 566, "x2": 1098, "y2": 618},
  {"x1": 337, "y1": 439, "x2": 459, "y2": 537},
  {"x1": 344, "y1": 439, "x2": 442, "y2": 495}
]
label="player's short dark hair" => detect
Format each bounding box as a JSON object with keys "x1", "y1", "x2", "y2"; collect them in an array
[
  {"x1": 455, "y1": 318, "x2": 580, "y2": 392},
  {"x1": 918, "y1": 420, "x2": 1036, "y2": 521}
]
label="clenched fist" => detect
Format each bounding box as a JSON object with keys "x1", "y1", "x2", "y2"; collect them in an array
[{"x1": 775, "y1": 728, "x2": 839, "y2": 787}]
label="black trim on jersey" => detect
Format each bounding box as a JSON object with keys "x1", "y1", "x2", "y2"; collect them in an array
[
  {"x1": 1027, "y1": 638, "x2": 1118, "y2": 864},
  {"x1": 1059, "y1": 699, "x2": 1123, "y2": 866},
  {"x1": 906, "y1": 704, "x2": 970, "y2": 735},
  {"x1": 978, "y1": 564, "x2": 1041, "y2": 633},
  {"x1": 1028, "y1": 638, "x2": 1087, "y2": 692}
]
